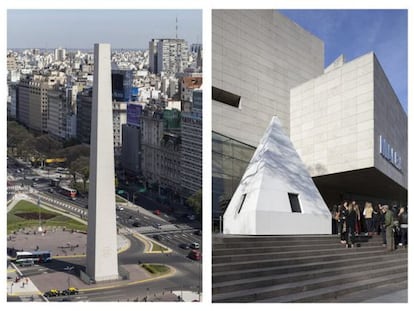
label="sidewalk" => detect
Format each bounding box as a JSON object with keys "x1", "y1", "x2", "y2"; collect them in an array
[{"x1": 7, "y1": 263, "x2": 45, "y2": 301}]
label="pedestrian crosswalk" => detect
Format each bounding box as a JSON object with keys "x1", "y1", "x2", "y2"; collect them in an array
[{"x1": 29, "y1": 193, "x2": 88, "y2": 217}]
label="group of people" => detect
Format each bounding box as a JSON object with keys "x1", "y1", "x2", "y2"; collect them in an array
[{"x1": 331, "y1": 201, "x2": 408, "y2": 251}]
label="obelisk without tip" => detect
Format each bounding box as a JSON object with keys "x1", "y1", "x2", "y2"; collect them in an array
[{"x1": 86, "y1": 43, "x2": 119, "y2": 282}]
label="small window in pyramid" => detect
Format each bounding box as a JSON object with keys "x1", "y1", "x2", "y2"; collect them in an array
[
  {"x1": 237, "y1": 194, "x2": 247, "y2": 214},
  {"x1": 288, "y1": 193, "x2": 301, "y2": 213}
]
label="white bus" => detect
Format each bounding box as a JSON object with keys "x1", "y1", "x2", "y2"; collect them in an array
[{"x1": 15, "y1": 251, "x2": 52, "y2": 264}]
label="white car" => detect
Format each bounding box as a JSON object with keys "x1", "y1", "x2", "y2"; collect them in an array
[{"x1": 190, "y1": 242, "x2": 200, "y2": 249}]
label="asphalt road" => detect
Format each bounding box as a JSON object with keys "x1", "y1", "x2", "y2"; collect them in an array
[{"x1": 7, "y1": 156, "x2": 203, "y2": 301}]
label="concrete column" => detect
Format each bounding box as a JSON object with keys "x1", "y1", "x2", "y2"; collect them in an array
[{"x1": 86, "y1": 43, "x2": 119, "y2": 281}]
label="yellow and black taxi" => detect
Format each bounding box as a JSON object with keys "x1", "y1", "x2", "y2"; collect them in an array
[
  {"x1": 62, "y1": 287, "x2": 79, "y2": 295},
  {"x1": 43, "y1": 289, "x2": 61, "y2": 297}
]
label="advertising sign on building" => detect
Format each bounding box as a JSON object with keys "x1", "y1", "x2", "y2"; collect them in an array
[{"x1": 127, "y1": 103, "x2": 142, "y2": 127}]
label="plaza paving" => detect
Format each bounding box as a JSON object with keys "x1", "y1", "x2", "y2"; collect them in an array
[{"x1": 7, "y1": 228, "x2": 178, "y2": 300}]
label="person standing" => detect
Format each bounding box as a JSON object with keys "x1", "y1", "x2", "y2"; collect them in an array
[
  {"x1": 398, "y1": 207, "x2": 408, "y2": 247},
  {"x1": 339, "y1": 201, "x2": 348, "y2": 244},
  {"x1": 363, "y1": 202, "x2": 374, "y2": 236},
  {"x1": 383, "y1": 205, "x2": 395, "y2": 252},
  {"x1": 346, "y1": 203, "x2": 357, "y2": 248}
]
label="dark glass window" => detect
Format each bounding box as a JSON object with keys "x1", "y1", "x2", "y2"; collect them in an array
[
  {"x1": 238, "y1": 194, "x2": 247, "y2": 214},
  {"x1": 212, "y1": 87, "x2": 241, "y2": 108},
  {"x1": 288, "y1": 193, "x2": 301, "y2": 213}
]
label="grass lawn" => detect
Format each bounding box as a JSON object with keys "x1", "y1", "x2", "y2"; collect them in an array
[
  {"x1": 142, "y1": 264, "x2": 170, "y2": 275},
  {"x1": 115, "y1": 195, "x2": 128, "y2": 203},
  {"x1": 7, "y1": 200, "x2": 87, "y2": 234},
  {"x1": 151, "y1": 241, "x2": 169, "y2": 252}
]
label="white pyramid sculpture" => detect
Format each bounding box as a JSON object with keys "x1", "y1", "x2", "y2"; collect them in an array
[{"x1": 223, "y1": 116, "x2": 331, "y2": 235}]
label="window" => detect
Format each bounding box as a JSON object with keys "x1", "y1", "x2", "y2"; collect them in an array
[
  {"x1": 237, "y1": 194, "x2": 247, "y2": 214},
  {"x1": 288, "y1": 193, "x2": 301, "y2": 213},
  {"x1": 212, "y1": 87, "x2": 241, "y2": 108}
]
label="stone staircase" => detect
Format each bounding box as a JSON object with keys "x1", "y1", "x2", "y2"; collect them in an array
[{"x1": 212, "y1": 235, "x2": 407, "y2": 302}]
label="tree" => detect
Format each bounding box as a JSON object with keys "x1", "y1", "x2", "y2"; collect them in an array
[
  {"x1": 186, "y1": 189, "x2": 202, "y2": 217},
  {"x1": 68, "y1": 155, "x2": 89, "y2": 192}
]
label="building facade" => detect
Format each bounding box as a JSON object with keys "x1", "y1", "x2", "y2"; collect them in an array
[
  {"x1": 149, "y1": 39, "x2": 189, "y2": 75},
  {"x1": 181, "y1": 89, "x2": 202, "y2": 198},
  {"x1": 290, "y1": 53, "x2": 407, "y2": 207},
  {"x1": 16, "y1": 76, "x2": 52, "y2": 133},
  {"x1": 212, "y1": 10, "x2": 408, "y2": 229},
  {"x1": 212, "y1": 10, "x2": 325, "y2": 218},
  {"x1": 212, "y1": 10, "x2": 324, "y2": 147}
]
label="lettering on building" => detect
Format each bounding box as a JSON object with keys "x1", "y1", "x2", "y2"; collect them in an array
[{"x1": 379, "y1": 135, "x2": 402, "y2": 171}]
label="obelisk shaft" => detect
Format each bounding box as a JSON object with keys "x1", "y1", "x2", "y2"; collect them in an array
[{"x1": 86, "y1": 43, "x2": 119, "y2": 281}]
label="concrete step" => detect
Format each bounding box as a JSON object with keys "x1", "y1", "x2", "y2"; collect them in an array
[
  {"x1": 214, "y1": 242, "x2": 349, "y2": 256},
  {"x1": 323, "y1": 280, "x2": 408, "y2": 302},
  {"x1": 212, "y1": 248, "x2": 406, "y2": 273},
  {"x1": 259, "y1": 273, "x2": 407, "y2": 303},
  {"x1": 213, "y1": 252, "x2": 404, "y2": 283},
  {"x1": 213, "y1": 235, "x2": 382, "y2": 251},
  {"x1": 213, "y1": 264, "x2": 407, "y2": 302},
  {"x1": 213, "y1": 257, "x2": 407, "y2": 295},
  {"x1": 213, "y1": 244, "x2": 387, "y2": 264}
]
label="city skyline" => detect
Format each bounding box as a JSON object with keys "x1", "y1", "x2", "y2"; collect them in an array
[
  {"x1": 7, "y1": 10, "x2": 202, "y2": 49},
  {"x1": 280, "y1": 9, "x2": 408, "y2": 113}
]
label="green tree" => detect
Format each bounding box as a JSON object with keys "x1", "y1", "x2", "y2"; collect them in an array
[{"x1": 186, "y1": 189, "x2": 202, "y2": 217}]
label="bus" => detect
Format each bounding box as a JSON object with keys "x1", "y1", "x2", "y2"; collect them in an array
[
  {"x1": 59, "y1": 186, "x2": 77, "y2": 199},
  {"x1": 15, "y1": 251, "x2": 52, "y2": 264}
]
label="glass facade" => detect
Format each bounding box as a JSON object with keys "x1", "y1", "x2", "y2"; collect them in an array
[{"x1": 212, "y1": 131, "x2": 255, "y2": 230}]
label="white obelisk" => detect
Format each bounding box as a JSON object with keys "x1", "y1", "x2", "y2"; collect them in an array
[{"x1": 86, "y1": 43, "x2": 119, "y2": 281}]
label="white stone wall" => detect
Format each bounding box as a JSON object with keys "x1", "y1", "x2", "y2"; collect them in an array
[
  {"x1": 373, "y1": 56, "x2": 407, "y2": 189},
  {"x1": 291, "y1": 53, "x2": 376, "y2": 176},
  {"x1": 212, "y1": 10, "x2": 324, "y2": 147},
  {"x1": 291, "y1": 52, "x2": 407, "y2": 190}
]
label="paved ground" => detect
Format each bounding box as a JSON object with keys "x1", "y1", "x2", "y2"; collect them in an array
[{"x1": 8, "y1": 229, "x2": 89, "y2": 258}]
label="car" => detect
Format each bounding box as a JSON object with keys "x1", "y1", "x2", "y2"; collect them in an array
[
  {"x1": 190, "y1": 242, "x2": 200, "y2": 249},
  {"x1": 153, "y1": 209, "x2": 161, "y2": 215},
  {"x1": 116, "y1": 205, "x2": 124, "y2": 211},
  {"x1": 44, "y1": 289, "x2": 61, "y2": 297},
  {"x1": 132, "y1": 221, "x2": 140, "y2": 227},
  {"x1": 187, "y1": 214, "x2": 196, "y2": 221},
  {"x1": 179, "y1": 243, "x2": 190, "y2": 250},
  {"x1": 154, "y1": 223, "x2": 162, "y2": 229},
  {"x1": 62, "y1": 287, "x2": 79, "y2": 296},
  {"x1": 153, "y1": 234, "x2": 164, "y2": 241},
  {"x1": 194, "y1": 230, "x2": 202, "y2": 236},
  {"x1": 188, "y1": 250, "x2": 201, "y2": 261}
]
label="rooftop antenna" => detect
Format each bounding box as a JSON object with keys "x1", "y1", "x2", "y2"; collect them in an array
[{"x1": 176, "y1": 16, "x2": 178, "y2": 39}]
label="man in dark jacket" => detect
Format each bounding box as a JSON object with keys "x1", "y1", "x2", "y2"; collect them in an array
[{"x1": 346, "y1": 204, "x2": 357, "y2": 248}]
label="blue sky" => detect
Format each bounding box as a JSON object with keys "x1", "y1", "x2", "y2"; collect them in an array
[
  {"x1": 280, "y1": 10, "x2": 407, "y2": 113},
  {"x1": 7, "y1": 10, "x2": 202, "y2": 49}
]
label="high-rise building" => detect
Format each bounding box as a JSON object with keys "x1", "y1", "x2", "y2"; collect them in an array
[
  {"x1": 141, "y1": 106, "x2": 181, "y2": 194},
  {"x1": 181, "y1": 88, "x2": 202, "y2": 198},
  {"x1": 47, "y1": 87, "x2": 68, "y2": 140},
  {"x1": 16, "y1": 75, "x2": 54, "y2": 133},
  {"x1": 76, "y1": 87, "x2": 93, "y2": 144},
  {"x1": 111, "y1": 68, "x2": 133, "y2": 102},
  {"x1": 54, "y1": 47, "x2": 66, "y2": 62},
  {"x1": 112, "y1": 101, "x2": 127, "y2": 156},
  {"x1": 121, "y1": 103, "x2": 143, "y2": 176},
  {"x1": 149, "y1": 39, "x2": 189, "y2": 74}
]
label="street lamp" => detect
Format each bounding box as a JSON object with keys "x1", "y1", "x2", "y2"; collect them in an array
[{"x1": 37, "y1": 196, "x2": 43, "y2": 232}]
